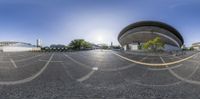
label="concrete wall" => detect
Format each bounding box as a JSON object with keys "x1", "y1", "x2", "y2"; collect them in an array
[
  {"x1": 123, "y1": 45, "x2": 127, "y2": 51},
  {"x1": 164, "y1": 44, "x2": 181, "y2": 51},
  {"x1": 128, "y1": 44, "x2": 138, "y2": 51},
  {"x1": 122, "y1": 43, "x2": 180, "y2": 51},
  {"x1": 194, "y1": 47, "x2": 200, "y2": 51}
]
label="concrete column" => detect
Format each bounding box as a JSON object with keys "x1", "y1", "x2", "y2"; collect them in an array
[{"x1": 123, "y1": 45, "x2": 127, "y2": 51}]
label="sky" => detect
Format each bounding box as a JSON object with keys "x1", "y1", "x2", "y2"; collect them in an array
[{"x1": 0, "y1": 0, "x2": 199, "y2": 47}]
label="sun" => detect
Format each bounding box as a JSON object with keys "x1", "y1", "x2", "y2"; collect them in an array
[
  {"x1": 97, "y1": 35, "x2": 103, "y2": 43},
  {"x1": 89, "y1": 29, "x2": 108, "y2": 44}
]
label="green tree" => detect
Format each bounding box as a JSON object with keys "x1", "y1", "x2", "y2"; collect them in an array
[
  {"x1": 82, "y1": 41, "x2": 92, "y2": 48},
  {"x1": 142, "y1": 37, "x2": 165, "y2": 51},
  {"x1": 69, "y1": 39, "x2": 92, "y2": 50},
  {"x1": 189, "y1": 47, "x2": 194, "y2": 51},
  {"x1": 101, "y1": 44, "x2": 109, "y2": 49},
  {"x1": 138, "y1": 44, "x2": 142, "y2": 50}
]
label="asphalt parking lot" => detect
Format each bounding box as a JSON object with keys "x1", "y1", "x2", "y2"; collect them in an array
[{"x1": 0, "y1": 50, "x2": 200, "y2": 99}]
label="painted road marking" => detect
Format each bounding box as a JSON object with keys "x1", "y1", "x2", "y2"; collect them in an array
[
  {"x1": 148, "y1": 64, "x2": 183, "y2": 71},
  {"x1": 38, "y1": 59, "x2": 63, "y2": 63},
  {"x1": 112, "y1": 52, "x2": 199, "y2": 67},
  {"x1": 100, "y1": 64, "x2": 136, "y2": 72},
  {"x1": 172, "y1": 55, "x2": 200, "y2": 64},
  {"x1": 63, "y1": 53, "x2": 96, "y2": 82},
  {"x1": 15, "y1": 53, "x2": 44, "y2": 62},
  {"x1": 0, "y1": 53, "x2": 54, "y2": 85},
  {"x1": 160, "y1": 56, "x2": 200, "y2": 85},
  {"x1": 10, "y1": 58, "x2": 17, "y2": 68},
  {"x1": 140, "y1": 56, "x2": 148, "y2": 61},
  {"x1": 92, "y1": 67, "x2": 98, "y2": 70},
  {"x1": 77, "y1": 67, "x2": 98, "y2": 82},
  {"x1": 60, "y1": 62, "x2": 75, "y2": 80},
  {"x1": 193, "y1": 53, "x2": 199, "y2": 59},
  {"x1": 100, "y1": 55, "x2": 146, "y2": 72},
  {"x1": 160, "y1": 56, "x2": 199, "y2": 77},
  {"x1": 63, "y1": 53, "x2": 92, "y2": 69},
  {"x1": 159, "y1": 57, "x2": 165, "y2": 64}
]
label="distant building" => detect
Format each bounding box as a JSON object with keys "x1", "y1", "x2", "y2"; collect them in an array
[
  {"x1": 89, "y1": 43, "x2": 100, "y2": 49},
  {"x1": 192, "y1": 42, "x2": 200, "y2": 50},
  {"x1": 0, "y1": 41, "x2": 41, "y2": 52},
  {"x1": 48, "y1": 44, "x2": 66, "y2": 51},
  {"x1": 37, "y1": 39, "x2": 42, "y2": 47},
  {"x1": 50, "y1": 44, "x2": 65, "y2": 48},
  {"x1": 110, "y1": 42, "x2": 113, "y2": 49},
  {"x1": 97, "y1": 44, "x2": 109, "y2": 49},
  {"x1": 118, "y1": 21, "x2": 184, "y2": 51}
]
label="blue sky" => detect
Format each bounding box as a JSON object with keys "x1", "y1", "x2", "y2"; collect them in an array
[{"x1": 0, "y1": 0, "x2": 199, "y2": 46}]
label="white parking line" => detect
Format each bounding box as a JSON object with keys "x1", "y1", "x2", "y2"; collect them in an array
[
  {"x1": 173, "y1": 55, "x2": 200, "y2": 64},
  {"x1": 10, "y1": 58, "x2": 17, "y2": 68},
  {"x1": 63, "y1": 53, "x2": 92, "y2": 69},
  {"x1": 100, "y1": 64, "x2": 136, "y2": 72},
  {"x1": 193, "y1": 53, "x2": 199, "y2": 59},
  {"x1": 15, "y1": 54, "x2": 44, "y2": 62},
  {"x1": 63, "y1": 53, "x2": 98, "y2": 82},
  {"x1": 77, "y1": 67, "x2": 98, "y2": 82},
  {"x1": 160, "y1": 56, "x2": 200, "y2": 85},
  {"x1": 148, "y1": 64, "x2": 183, "y2": 71},
  {"x1": 38, "y1": 59, "x2": 63, "y2": 63},
  {"x1": 0, "y1": 53, "x2": 54, "y2": 85},
  {"x1": 159, "y1": 56, "x2": 165, "y2": 64},
  {"x1": 168, "y1": 68, "x2": 200, "y2": 85},
  {"x1": 112, "y1": 52, "x2": 199, "y2": 66},
  {"x1": 140, "y1": 56, "x2": 148, "y2": 61},
  {"x1": 101, "y1": 56, "x2": 147, "y2": 72},
  {"x1": 65, "y1": 52, "x2": 146, "y2": 72}
]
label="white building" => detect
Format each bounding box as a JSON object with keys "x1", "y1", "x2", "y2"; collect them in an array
[
  {"x1": 0, "y1": 41, "x2": 41, "y2": 52},
  {"x1": 192, "y1": 42, "x2": 200, "y2": 50}
]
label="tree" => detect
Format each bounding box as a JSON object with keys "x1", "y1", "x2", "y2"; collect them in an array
[
  {"x1": 138, "y1": 44, "x2": 142, "y2": 50},
  {"x1": 101, "y1": 44, "x2": 109, "y2": 49},
  {"x1": 189, "y1": 47, "x2": 194, "y2": 51},
  {"x1": 142, "y1": 37, "x2": 165, "y2": 51},
  {"x1": 82, "y1": 41, "x2": 92, "y2": 49},
  {"x1": 69, "y1": 39, "x2": 92, "y2": 50}
]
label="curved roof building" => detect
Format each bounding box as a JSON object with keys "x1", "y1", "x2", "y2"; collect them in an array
[
  {"x1": 0, "y1": 41, "x2": 33, "y2": 47},
  {"x1": 118, "y1": 21, "x2": 184, "y2": 51},
  {"x1": 0, "y1": 41, "x2": 40, "y2": 52}
]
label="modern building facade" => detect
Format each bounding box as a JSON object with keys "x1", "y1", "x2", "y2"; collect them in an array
[
  {"x1": 118, "y1": 21, "x2": 184, "y2": 51},
  {"x1": 0, "y1": 41, "x2": 41, "y2": 52},
  {"x1": 192, "y1": 42, "x2": 200, "y2": 50}
]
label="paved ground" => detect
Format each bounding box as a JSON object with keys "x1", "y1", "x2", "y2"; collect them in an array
[{"x1": 0, "y1": 50, "x2": 200, "y2": 99}]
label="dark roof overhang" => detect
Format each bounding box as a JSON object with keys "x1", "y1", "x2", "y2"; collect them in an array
[{"x1": 118, "y1": 21, "x2": 184, "y2": 45}]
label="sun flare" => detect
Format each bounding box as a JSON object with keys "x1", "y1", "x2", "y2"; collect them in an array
[{"x1": 89, "y1": 29, "x2": 109, "y2": 44}]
